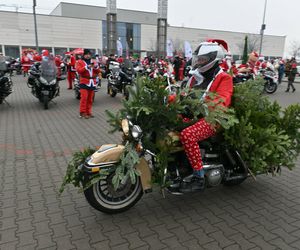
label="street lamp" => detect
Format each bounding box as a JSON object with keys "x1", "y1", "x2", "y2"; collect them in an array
[
  {"x1": 259, "y1": 0, "x2": 267, "y2": 55},
  {"x1": 33, "y1": 0, "x2": 39, "y2": 53}
]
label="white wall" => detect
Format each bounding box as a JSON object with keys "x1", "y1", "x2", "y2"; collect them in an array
[
  {"x1": 167, "y1": 26, "x2": 286, "y2": 57},
  {"x1": 0, "y1": 11, "x2": 101, "y2": 51}
]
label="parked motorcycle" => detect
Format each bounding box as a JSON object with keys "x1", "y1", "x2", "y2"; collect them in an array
[
  {"x1": 27, "y1": 61, "x2": 62, "y2": 109},
  {"x1": 260, "y1": 66, "x2": 278, "y2": 94},
  {"x1": 107, "y1": 60, "x2": 135, "y2": 100},
  {"x1": 0, "y1": 62, "x2": 13, "y2": 105}
]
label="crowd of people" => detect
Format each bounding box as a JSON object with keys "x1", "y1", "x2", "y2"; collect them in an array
[{"x1": 2, "y1": 45, "x2": 298, "y2": 120}]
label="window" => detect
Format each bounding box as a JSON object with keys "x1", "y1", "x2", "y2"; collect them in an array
[
  {"x1": 54, "y1": 47, "x2": 67, "y2": 56},
  {"x1": 102, "y1": 21, "x2": 141, "y2": 53},
  {"x1": 5, "y1": 45, "x2": 20, "y2": 59}
]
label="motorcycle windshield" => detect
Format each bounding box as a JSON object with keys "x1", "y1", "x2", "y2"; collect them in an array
[
  {"x1": 40, "y1": 58, "x2": 57, "y2": 82},
  {"x1": 123, "y1": 59, "x2": 133, "y2": 71}
]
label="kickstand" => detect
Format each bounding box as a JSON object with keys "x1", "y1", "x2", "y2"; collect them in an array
[
  {"x1": 248, "y1": 168, "x2": 256, "y2": 181},
  {"x1": 51, "y1": 100, "x2": 57, "y2": 105}
]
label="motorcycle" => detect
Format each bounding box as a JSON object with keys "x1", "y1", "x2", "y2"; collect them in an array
[
  {"x1": 107, "y1": 60, "x2": 135, "y2": 100},
  {"x1": 79, "y1": 115, "x2": 249, "y2": 214},
  {"x1": 259, "y1": 66, "x2": 278, "y2": 94},
  {"x1": 0, "y1": 61, "x2": 13, "y2": 105},
  {"x1": 27, "y1": 61, "x2": 62, "y2": 109}
]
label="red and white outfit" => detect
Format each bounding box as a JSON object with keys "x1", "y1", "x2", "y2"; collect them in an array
[
  {"x1": 180, "y1": 70, "x2": 233, "y2": 170},
  {"x1": 76, "y1": 59, "x2": 100, "y2": 116},
  {"x1": 67, "y1": 55, "x2": 76, "y2": 89}
]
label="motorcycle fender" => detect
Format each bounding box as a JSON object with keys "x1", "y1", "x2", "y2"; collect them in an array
[
  {"x1": 89, "y1": 144, "x2": 152, "y2": 192},
  {"x1": 90, "y1": 144, "x2": 124, "y2": 165},
  {"x1": 136, "y1": 158, "x2": 152, "y2": 192}
]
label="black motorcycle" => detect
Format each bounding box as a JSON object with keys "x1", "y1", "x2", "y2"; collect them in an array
[
  {"x1": 107, "y1": 60, "x2": 134, "y2": 100},
  {"x1": 27, "y1": 62, "x2": 62, "y2": 109},
  {"x1": 0, "y1": 62, "x2": 13, "y2": 105}
]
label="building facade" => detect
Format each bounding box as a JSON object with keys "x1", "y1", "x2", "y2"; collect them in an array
[{"x1": 0, "y1": 2, "x2": 286, "y2": 59}]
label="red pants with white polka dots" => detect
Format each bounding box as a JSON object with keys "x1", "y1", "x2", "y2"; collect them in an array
[{"x1": 180, "y1": 118, "x2": 216, "y2": 170}]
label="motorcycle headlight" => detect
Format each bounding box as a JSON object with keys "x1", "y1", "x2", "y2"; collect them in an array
[
  {"x1": 131, "y1": 125, "x2": 143, "y2": 140},
  {"x1": 121, "y1": 119, "x2": 129, "y2": 136},
  {"x1": 39, "y1": 77, "x2": 48, "y2": 84},
  {"x1": 49, "y1": 79, "x2": 56, "y2": 85}
]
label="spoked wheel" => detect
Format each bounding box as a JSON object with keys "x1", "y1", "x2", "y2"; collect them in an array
[{"x1": 84, "y1": 172, "x2": 143, "y2": 214}]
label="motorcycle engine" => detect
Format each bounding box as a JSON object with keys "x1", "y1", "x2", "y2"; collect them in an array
[{"x1": 205, "y1": 167, "x2": 223, "y2": 187}]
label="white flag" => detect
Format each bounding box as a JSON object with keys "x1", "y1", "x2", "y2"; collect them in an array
[
  {"x1": 166, "y1": 39, "x2": 173, "y2": 58},
  {"x1": 117, "y1": 40, "x2": 123, "y2": 57},
  {"x1": 184, "y1": 41, "x2": 193, "y2": 60}
]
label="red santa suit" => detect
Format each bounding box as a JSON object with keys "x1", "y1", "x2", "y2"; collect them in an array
[
  {"x1": 55, "y1": 55, "x2": 62, "y2": 78},
  {"x1": 21, "y1": 55, "x2": 32, "y2": 75},
  {"x1": 178, "y1": 59, "x2": 185, "y2": 81},
  {"x1": 180, "y1": 69, "x2": 233, "y2": 170},
  {"x1": 67, "y1": 55, "x2": 76, "y2": 89},
  {"x1": 76, "y1": 59, "x2": 100, "y2": 117}
]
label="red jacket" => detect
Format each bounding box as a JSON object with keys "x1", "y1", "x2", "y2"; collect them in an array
[
  {"x1": 208, "y1": 71, "x2": 233, "y2": 107},
  {"x1": 76, "y1": 59, "x2": 100, "y2": 87},
  {"x1": 189, "y1": 70, "x2": 233, "y2": 107},
  {"x1": 67, "y1": 55, "x2": 76, "y2": 72}
]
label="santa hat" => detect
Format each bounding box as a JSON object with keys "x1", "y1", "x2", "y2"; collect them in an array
[
  {"x1": 251, "y1": 51, "x2": 259, "y2": 58},
  {"x1": 42, "y1": 49, "x2": 49, "y2": 57},
  {"x1": 206, "y1": 39, "x2": 229, "y2": 52}
]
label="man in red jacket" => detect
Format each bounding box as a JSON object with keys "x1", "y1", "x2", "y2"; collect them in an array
[
  {"x1": 179, "y1": 40, "x2": 233, "y2": 192},
  {"x1": 76, "y1": 49, "x2": 100, "y2": 119},
  {"x1": 66, "y1": 54, "x2": 76, "y2": 89}
]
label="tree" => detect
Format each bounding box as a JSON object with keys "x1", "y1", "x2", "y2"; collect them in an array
[
  {"x1": 242, "y1": 36, "x2": 248, "y2": 64},
  {"x1": 289, "y1": 40, "x2": 300, "y2": 58},
  {"x1": 237, "y1": 34, "x2": 260, "y2": 55}
]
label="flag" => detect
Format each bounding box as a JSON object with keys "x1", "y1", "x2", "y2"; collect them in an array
[
  {"x1": 166, "y1": 39, "x2": 173, "y2": 58},
  {"x1": 184, "y1": 41, "x2": 193, "y2": 60},
  {"x1": 117, "y1": 40, "x2": 123, "y2": 57}
]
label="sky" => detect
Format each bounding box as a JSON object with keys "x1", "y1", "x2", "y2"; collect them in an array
[{"x1": 0, "y1": 0, "x2": 297, "y2": 56}]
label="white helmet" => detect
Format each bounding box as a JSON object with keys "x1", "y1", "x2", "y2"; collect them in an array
[{"x1": 192, "y1": 42, "x2": 225, "y2": 73}]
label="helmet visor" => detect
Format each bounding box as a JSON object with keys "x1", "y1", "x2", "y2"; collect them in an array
[{"x1": 192, "y1": 51, "x2": 218, "y2": 69}]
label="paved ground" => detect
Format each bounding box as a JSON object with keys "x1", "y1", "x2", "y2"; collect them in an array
[{"x1": 1, "y1": 75, "x2": 300, "y2": 250}]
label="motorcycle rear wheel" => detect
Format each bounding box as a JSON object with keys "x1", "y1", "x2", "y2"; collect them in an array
[{"x1": 84, "y1": 172, "x2": 143, "y2": 214}]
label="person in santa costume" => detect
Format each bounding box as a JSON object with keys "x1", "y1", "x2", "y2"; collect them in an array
[
  {"x1": 179, "y1": 40, "x2": 233, "y2": 192},
  {"x1": 76, "y1": 49, "x2": 100, "y2": 119},
  {"x1": 21, "y1": 52, "x2": 32, "y2": 77},
  {"x1": 238, "y1": 51, "x2": 259, "y2": 75},
  {"x1": 65, "y1": 53, "x2": 76, "y2": 89}
]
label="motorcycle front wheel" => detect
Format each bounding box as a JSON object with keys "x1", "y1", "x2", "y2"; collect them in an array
[
  {"x1": 108, "y1": 85, "x2": 117, "y2": 97},
  {"x1": 264, "y1": 80, "x2": 277, "y2": 94},
  {"x1": 43, "y1": 95, "x2": 49, "y2": 109},
  {"x1": 84, "y1": 172, "x2": 143, "y2": 214}
]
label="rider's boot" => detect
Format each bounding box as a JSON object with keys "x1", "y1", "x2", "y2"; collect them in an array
[{"x1": 180, "y1": 169, "x2": 205, "y2": 192}]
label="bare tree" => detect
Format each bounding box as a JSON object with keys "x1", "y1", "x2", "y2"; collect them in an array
[
  {"x1": 289, "y1": 40, "x2": 300, "y2": 58},
  {"x1": 237, "y1": 34, "x2": 260, "y2": 54}
]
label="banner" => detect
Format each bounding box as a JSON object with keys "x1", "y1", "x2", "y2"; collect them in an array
[
  {"x1": 166, "y1": 39, "x2": 173, "y2": 58},
  {"x1": 125, "y1": 41, "x2": 129, "y2": 59},
  {"x1": 117, "y1": 40, "x2": 123, "y2": 57},
  {"x1": 184, "y1": 41, "x2": 193, "y2": 60}
]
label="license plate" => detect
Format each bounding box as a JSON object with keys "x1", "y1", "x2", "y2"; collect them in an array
[{"x1": 42, "y1": 90, "x2": 49, "y2": 95}]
